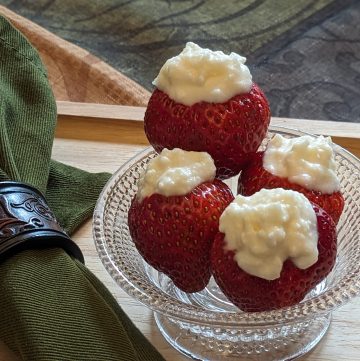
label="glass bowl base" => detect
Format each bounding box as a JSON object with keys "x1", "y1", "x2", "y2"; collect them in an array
[
  {"x1": 94, "y1": 132, "x2": 360, "y2": 360},
  {"x1": 146, "y1": 260, "x2": 331, "y2": 360},
  {"x1": 155, "y1": 312, "x2": 331, "y2": 361}
]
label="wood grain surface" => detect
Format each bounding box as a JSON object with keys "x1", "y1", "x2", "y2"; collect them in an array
[
  {"x1": 54, "y1": 110, "x2": 360, "y2": 361},
  {"x1": 1, "y1": 111, "x2": 359, "y2": 360},
  {"x1": 57, "y1": 101, "x2": 360, "y2": 159}
]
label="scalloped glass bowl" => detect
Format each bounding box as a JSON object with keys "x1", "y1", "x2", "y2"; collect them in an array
[{"x1": 93, "y1": 126, "x2": 360, "y2": 361}]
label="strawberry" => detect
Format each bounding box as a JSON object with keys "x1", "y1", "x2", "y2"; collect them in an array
[
  {"x1": 128, "y1": 179, "x2": 234, "y2": 293},
  {"x1": 211, "y1": 202, "x2": 337, "y2": 312},
  {"x1": 144, "y1": 83, "x2": 270, "y2": 179},
  {"x1": 238, "y1": 151, "x2": 344, "y2": 224}
]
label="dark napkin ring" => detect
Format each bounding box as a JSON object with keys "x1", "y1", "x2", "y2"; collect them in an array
[{"x1": 0, "y1": 181, "x2": 84, "y2": 263}]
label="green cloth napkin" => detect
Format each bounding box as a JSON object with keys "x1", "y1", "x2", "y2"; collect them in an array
[{"x1": 0, "y1": 15, "x2": 165, "y2": 361}]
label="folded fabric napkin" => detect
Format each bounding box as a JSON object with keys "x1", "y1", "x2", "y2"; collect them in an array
[{"x1": 0, "y1": 15, "x2": 165, "y2": 361}]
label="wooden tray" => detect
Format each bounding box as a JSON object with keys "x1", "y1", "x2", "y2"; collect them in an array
[
  {"x1": 54, "y1": 102, "x2": 360, "y2": 361},
  {"x1": 56, "y1": 101, "x2": 360, "y2": 159}
]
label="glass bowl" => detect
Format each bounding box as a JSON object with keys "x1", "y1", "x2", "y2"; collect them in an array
[{"x1": 93, "y1": 126, "x2": 360, "y2": 361}]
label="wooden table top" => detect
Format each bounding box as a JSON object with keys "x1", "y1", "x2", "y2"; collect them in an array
[{"x1": 53, "y1": 104, "x2": 360, "y2": 361}]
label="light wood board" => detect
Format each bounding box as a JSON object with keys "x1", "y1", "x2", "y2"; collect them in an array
[{"x1": 55, "y1": 104, "x2": 360, "y2": 361}]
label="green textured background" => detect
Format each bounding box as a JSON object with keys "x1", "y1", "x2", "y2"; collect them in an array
[{"x1": 1, "y1": 0, "x2": 359, "y2": 122}]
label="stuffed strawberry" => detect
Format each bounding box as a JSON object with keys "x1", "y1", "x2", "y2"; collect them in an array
[
  {"x1": 144, "y1": 42, "x2": 270, "y2": 179},
  {"x1": 211, "y1": 188, "x2": 337, "y2": 312},
  {"x1": 238, "y1": 135, "x2": 344, "y2": 224},
  {"x1": 128, "y1": 148, "x2": 234, "y2": 293}
]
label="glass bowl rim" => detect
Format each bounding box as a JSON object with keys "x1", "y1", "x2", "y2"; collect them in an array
[{"x1": 93, "y1": 125, "x2": 360, "y2": 327}]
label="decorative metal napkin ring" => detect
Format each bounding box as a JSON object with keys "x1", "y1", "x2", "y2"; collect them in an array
[{"x1": 0, "y1": 181, "x2": 84, "y2": 263}]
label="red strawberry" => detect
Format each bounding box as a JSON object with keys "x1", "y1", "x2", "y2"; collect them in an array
[
  {"x1": 238, "y1": 152, "x2": 344, "y2": 224},
  {"x1": 128, "y1": 179, "x2": 234, "y2": 293},
  {"x1": 211, "y1": 203, "x2": 337, "y2": 312},
  {"x1": 144, "y1": 83, "x2": 270, "y2": 179}
]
